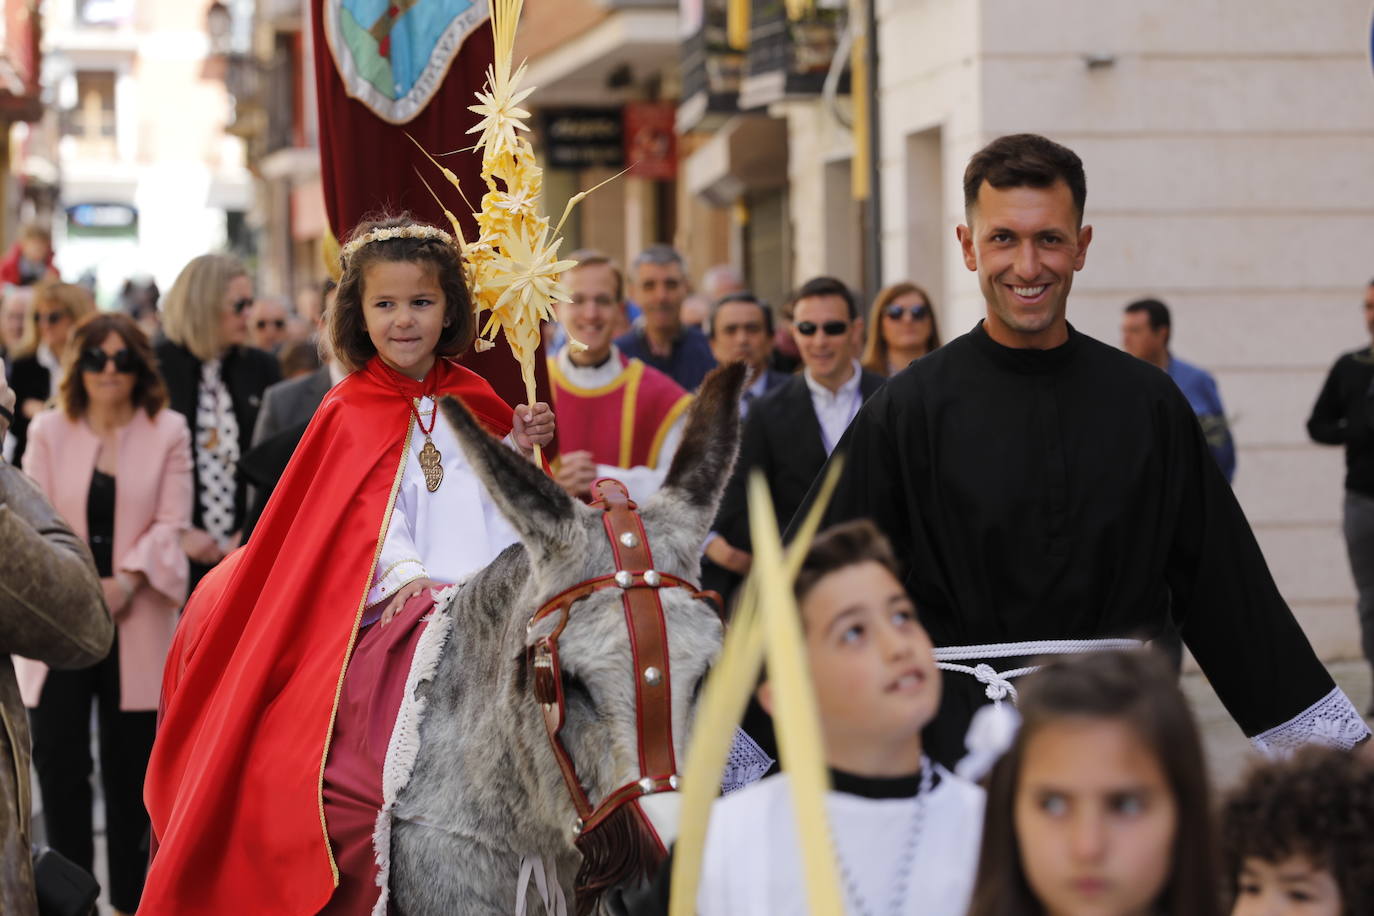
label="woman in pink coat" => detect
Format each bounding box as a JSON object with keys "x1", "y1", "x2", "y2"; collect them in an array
[{"x1": 18, "y1": 311, "x2": 191, "y2": 916}]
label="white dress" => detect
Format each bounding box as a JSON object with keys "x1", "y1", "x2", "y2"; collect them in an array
[
  {"x1": 366, "y1": 396, "x2": 521, "y2": 609},
  {"x1": 697, "y1": 767, "x2": 985, "y2": 916}
]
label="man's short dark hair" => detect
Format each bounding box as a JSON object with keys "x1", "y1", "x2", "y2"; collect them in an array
[
  {"x1": 707, "y1": 292, "x2": 774, "y2": 338},
  {"x1": 963, "y1": 133, "x2": 1087, "y2": 223},
  {"x1": 1124, "y1": 298, "x2": 1171, "y2": 333},
  {"x1": 793, "y1": 276, "x2": 857, "y2": 321}
]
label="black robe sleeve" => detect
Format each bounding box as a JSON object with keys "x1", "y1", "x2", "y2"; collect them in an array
[
  {"x1": 787, "y1": 384, "x2": 911, "y2": 562},
  {"x1": 1162, "y1": 390, "x2": 1349, "y2": 742}
]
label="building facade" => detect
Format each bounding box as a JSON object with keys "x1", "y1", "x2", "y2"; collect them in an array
[{"x1": 30, "y1": 0, "x2": 252, "y2": 304}]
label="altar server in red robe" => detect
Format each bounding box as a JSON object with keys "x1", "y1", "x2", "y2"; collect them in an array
[
  {"x1": 142, "y1": 215, "x2": 555, "y2": 914},
  {"x1": 548, "y1": 252, "x2": 692, "y2": 501}
]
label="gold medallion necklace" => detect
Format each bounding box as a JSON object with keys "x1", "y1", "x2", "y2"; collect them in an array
[{"x1": 410, "y1": 395, "x2": 443, "y2": 492}]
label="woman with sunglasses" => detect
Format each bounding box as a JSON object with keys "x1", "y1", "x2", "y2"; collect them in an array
[
  {"x1": 155, "y1": 254, "x2": 281, "y2": 587},
  {"x1": 7, "y1": 280, "x2": 96, "y2": 464},
  {"x1": 18, "y1": 312, "x2": 192, "y2": 916},
  {"x1": 861, "y1": 281, "x2": 942, "y2": 377}
]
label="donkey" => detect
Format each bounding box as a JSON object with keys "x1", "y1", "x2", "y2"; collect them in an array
[{"x1": 384, "y1": 363, "x2": 747, "y2": 915}]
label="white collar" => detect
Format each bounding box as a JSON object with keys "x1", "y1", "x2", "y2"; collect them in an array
[
  {"x1": 804, "y1": 360, "x2": 862, "y2": 403},
  {"x1": 557, "y1": 343, "x2": 624, "y2": 388},
  {"x1": 746, "y1": 367, "x2": 770, "y2": 397}
]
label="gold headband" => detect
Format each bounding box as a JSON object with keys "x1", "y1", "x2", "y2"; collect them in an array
[{"x1": 339, "y1": 224, "x2": 455, "y2": 268}]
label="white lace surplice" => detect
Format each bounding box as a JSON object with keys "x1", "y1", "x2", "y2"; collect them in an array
[{"x1": 367, "y1": 397, "x2": 520, "y2": 608}]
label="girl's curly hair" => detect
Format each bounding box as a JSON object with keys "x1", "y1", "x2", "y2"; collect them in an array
[
  {"x1": 1222, "y1": 745, "x2": 1374, "y2": 914},
  {"x1": 327, "y1": 212, "x2": 474, "y2": 371}
]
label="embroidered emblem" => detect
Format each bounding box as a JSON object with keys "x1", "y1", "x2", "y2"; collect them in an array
[{"x1": 323, "y1": 0, "x2": 489, "y2": 124}]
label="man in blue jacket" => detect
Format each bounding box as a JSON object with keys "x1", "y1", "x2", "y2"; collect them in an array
[{"x1": 1122, "y1": 297, "x2": 1236, "y2": 483}]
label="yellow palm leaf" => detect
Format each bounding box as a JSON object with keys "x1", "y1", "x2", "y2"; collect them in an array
[{"x1": 670, "y1": 462, "x2": 846, "y2": 915}]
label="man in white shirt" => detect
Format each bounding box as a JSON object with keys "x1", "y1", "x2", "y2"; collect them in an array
[
  {"x1": 547, "y1": 254, "x2": 692, "y2": 501},
  {"x1": 708, "y1": 276, "x2": 884, "y2": 586}
]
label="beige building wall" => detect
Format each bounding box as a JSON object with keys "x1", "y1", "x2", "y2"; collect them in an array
[
  {"x1": 859, "y1": 0, "x2": 1374, "y2": 660},
  {"x1": 44, "y1": 0, "x2": 249, "y2": 293}
]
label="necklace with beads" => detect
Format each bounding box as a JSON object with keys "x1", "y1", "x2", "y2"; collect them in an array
[{"x1": 832, "y1": 757, "x2": 933, "y2": 916}]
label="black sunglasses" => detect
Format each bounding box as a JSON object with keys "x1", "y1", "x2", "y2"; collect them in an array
[
  {"x1": 884, "y1": 303, "x2": 930, "y2": 321},
  {"x1": 232, "y1": 297, "x2": 254, "y2": 315},
  {"x1": 256, "y1": 319, "x2": 285, "y2": 330},
  {"x1": 37, "y1": 311, "x2": 70, "y2": 326},
  {"x1": 795, "y1": 320, "x2": 850, "y2": 337},
  {"x1": 79, "y1": 347, "x2": 137, "y2": 374}
]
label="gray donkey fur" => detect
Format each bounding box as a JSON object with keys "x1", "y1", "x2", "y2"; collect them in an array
[{"x1": 386, "y1": 363, "x2": 746, "y2": 914}]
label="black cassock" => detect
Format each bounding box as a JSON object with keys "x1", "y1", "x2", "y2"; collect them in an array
[{"x1": 777, "y1": 321, "x2": 1365, "y2": 767}]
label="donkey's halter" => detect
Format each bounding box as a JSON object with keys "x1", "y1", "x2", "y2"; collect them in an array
[{"x1": 527, "y1": 478, "x2": 718, "y2": 839}]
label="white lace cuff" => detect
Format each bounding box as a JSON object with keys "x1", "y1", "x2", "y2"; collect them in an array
[
  {"x1": 367, "y1": 558, "x2": 427, "y2": 607},
  {"x1": 1250, "y1": 686, "x2": 1371, "y2": 756},
  {"x1": 721, "y1": 729, "x2": 774, "y2": 795}
]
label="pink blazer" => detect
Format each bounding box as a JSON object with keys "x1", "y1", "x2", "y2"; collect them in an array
[{"x1": 17, "y1": 407, "x2": 193, "y2": 710}]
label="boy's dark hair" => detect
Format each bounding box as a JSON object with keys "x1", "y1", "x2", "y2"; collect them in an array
[
  {"x1": 793, "y1": 276, "x2": 857, "y2": 321},
  {"x1": 794, "y1": 519, "x2": 901, "y2": 606},
  {"x1": 328, "y1": 213, "x2": 474, "y2": 372},
  {"x1": 1124, "y1": 297, "x2": 1171, "y2": 333},
  {"x1": 967, "y1": 650, "x2": 1220, "y2": 916},
  {"x1": 963, "y1": 133, "x2": 1087, "y2": 224},
  {"x1": 1222, "y1": 745, "x2": 1374, "y2": 914}
]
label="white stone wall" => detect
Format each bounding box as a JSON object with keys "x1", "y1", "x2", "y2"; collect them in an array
[{"x1": 866, "y1": 0, "x2": 1374, "y2": 661}]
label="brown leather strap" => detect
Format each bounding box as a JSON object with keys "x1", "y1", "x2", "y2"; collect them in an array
[
  {"x1": 593, "y1": 478, "x2": 677, "y2": 779},
  {"x1": 526, "y1": 478, "x2": 709, "y2": 837}
]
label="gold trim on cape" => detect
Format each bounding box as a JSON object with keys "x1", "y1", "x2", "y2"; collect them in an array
[{"x1": 316, "y1": 420, "x2": 416, "y2": 884}]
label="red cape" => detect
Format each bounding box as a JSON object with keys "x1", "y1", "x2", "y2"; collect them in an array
[{"x1": 142, "y1": 357, "x2": 513, "y2": 914}]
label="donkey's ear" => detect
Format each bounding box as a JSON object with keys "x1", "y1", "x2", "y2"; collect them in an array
[
  {"x1": 650, "y1": 361, "x2": 747, "y2": 537},
  {"x1": 438, "y1": 396, "x2": 586, "y2": 568}
]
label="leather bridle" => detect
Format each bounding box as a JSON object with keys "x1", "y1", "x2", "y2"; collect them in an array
[{"x1": 526, "y1": 477, "x2": 720, "y2": 840}]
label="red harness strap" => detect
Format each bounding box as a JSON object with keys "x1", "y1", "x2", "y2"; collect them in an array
[{"x1": 528, "y1": 478, "x2": 712, "y2": 836}]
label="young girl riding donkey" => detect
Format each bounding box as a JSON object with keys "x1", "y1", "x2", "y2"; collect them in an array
[{"x1": 142, "y1": 214, "x2": 555, "y2": 914}]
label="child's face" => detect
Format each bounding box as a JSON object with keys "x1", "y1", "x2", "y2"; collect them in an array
[
  {"x1": 776, "y1": 561, "x2": 939, "y2": 775},
  {"x1": 1015, "y1": 717, "x2": 1178, "y2": 916},
  {"x1": 361, "y1": 260, "x2": 447, "y2": 380},
  {"x1": 1232, "y1": 856, "x2": 1342, "y2": 916}
]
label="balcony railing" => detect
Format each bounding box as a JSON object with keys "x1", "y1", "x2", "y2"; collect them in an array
[
  {"x1": 739, "y1": 0, "x2": 846, "y2": 110},
  {"x1": 677, "y1": 6, "x2": 745, "y2": 132}
]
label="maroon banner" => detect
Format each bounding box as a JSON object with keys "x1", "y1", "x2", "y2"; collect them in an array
[
  {"x1": 624, "y1": 101, "x2": 678, "y2": 180},
  {"x1": 310, "y1": 0, "x2": 551, "y2": 415}
]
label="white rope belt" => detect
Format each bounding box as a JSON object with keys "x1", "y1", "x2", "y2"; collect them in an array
[{"x1": 934, "y1": 638, "x2": 1145, "y2": 705}]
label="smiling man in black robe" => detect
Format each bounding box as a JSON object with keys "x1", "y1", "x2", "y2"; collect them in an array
[{"x1": 797, "y1": 133, "x2": 1371, "y2": 767}]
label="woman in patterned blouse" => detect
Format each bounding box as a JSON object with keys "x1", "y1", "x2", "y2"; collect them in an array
[{"x1": 153, "y1": 254, "x2": 281, "y2": 588}]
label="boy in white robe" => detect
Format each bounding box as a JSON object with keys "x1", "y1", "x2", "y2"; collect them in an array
[{"x1": 696, "y1": 520, "x2": 984, "y2": 915}]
